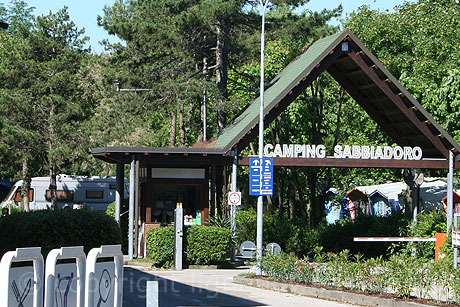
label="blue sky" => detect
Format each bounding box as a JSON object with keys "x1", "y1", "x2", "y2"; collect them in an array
[{"x1": 20, "y1": 0, "x2": 407, "y2": 53}]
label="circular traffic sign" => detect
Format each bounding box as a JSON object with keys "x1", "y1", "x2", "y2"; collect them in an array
[
  {"x1": 228, "y1": 192, "x2": 241, "y2": 206},
  {"x1": 239, "y1": 241, "x2": 256, "y2": 258},
  {"x1": 265, "y1": 242, "x2": 281, "y2": 255}
]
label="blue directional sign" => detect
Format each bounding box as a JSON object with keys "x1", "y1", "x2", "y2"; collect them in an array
[{"x1": 249, "y1": 158, "x2": 273, "y2": 196}]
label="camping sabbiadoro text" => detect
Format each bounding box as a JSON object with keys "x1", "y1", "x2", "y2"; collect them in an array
[{"x1": 263, "y1": 144, "x2": 423, "y2": 160}]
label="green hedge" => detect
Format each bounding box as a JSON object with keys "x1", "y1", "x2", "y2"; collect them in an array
[
  {"x1": 0, "y1": 209, "x2": 122, "y2": 258},
  {"x1": 146, "y1": 227, "x2": 174, "y2": 268},
  {"x1": 185, "y1": 226, "x2": 232, "y2": 265},
  {"x1": 145, "y1": 226, "x2": 232, "y2": 267}
]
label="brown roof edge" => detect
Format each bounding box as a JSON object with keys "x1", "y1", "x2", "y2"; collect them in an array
[{"x1": 91, "y1": 146, "x2": 228, "y2": 156}]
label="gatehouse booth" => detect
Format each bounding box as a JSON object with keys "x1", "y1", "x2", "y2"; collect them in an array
[{"x1": 92, "y1": 30, "x2": 460, "y2": 260}]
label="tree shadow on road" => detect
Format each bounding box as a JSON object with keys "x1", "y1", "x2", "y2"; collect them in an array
[{"x1": 124, "y1": 267, "x2": 264, "y2": 307}]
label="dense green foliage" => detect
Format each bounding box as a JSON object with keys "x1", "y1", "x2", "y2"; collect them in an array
[
  {"x1": 390, "y1": 210, "x2": 446, "y2": 261},
  {"x1": 146, "y1": 226, "x2": 232, "y2": 267},
  {"x1": 145, "y1": 227, "x2": 175, "y2": 268},
  {"x1": 185, "y1": 226, "x2": 232, "y2": 265},
  {"x1": 0, "y1": 0, "x2": 458, "y2": 235},
  {"x1": 236, "y1": 208, "x2": 309, "y2": 253},
  {"x1": 0, "y1": 209, "x2": 122, "y2": 257},
  {"x1": 236, "y1": 209, "x2": 447, "y2": 259},
  {"x1": 260, "y1": 250, "x2": 460, "y2": 303}
]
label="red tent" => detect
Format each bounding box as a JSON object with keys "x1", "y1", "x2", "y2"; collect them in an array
[
  {"x1": 346, "y1": 188, "x2": 372, "y2": 221},
  {"x1": 442, "y1": 191, "x2": 460, "y2": 214}
]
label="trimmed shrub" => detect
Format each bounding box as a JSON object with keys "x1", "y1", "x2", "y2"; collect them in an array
[
  {"x1": 185, "y1": 226, "x2": 232, "y2": 265},
  {"x1": 145, "y1": 227, "x2": 174, "y2": 268},
  {"x1": 0, "y1": 209, "x2": 122, "y2": 258},
  {"x1": 145, "y1": 226, "x2": 232, "y2": 267}
]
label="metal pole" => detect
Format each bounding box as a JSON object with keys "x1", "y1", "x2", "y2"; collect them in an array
[
  {"x1": 129, "y1": 156, "x2": 135, "y2": 261},
  {"x1": 448, "y1": 151, "x2": 454, "y2": 233},
  {"x1": 231, "y1": 150, "x2": 238, "y2": 261},
  {"x1": 448, "y1": 151, "x2": 454, "y2": 268},
  {"x1": 455, "y1": 214, "x2": 459, "y2": 269},
  {"x1": 134, "y1": 159, "x2": 140, "y2": 258},
  {"x1": 203, "y1": 89, "x2": 207, "y2": 142},
  {"x1": 174, "y1": 204, "x2": 184, "y2": 270},
  {"x1": 256, "y1": 0, "x2": 269, "y2": 276}
]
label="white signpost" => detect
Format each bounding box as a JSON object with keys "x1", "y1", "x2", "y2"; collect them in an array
[
  {"x1": 0, "y1": 247, "x2": 44, "y2": 307},
  {"x1": 84, "y1": 245, "x2": 123, "y2": 307},
  {"x1": 44, "y1": 246, "x2": 86, "y2": 307}
]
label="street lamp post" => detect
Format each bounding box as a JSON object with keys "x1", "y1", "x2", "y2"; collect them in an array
[{"x1": 256, "y1": 0, "x2": 270, "y2": 276}]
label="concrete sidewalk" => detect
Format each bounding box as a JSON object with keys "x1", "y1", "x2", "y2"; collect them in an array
[{"x1": 123, "y1": 265, "x2": 359, "y2": 307}]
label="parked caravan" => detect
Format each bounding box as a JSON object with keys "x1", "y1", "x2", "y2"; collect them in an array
[{"x1": 0, "y1": 175, "x2": 127, "y2": 211}]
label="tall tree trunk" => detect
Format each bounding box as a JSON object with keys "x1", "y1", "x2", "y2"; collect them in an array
[
  {"x1": 198, "y1": 57, "x2": 208, "y2": 142},
  {"x1": 169, "y1": 107, "x2": 177, "y2": 147},
  {"x1": 49, "y1": 163, "x2": 57, "y2": 209},
  {"x1": 216, "y1": 18, "x2": 229, "y2": 133},
  {"x1": 48, "y1": 99, "x2": 57, "y2": 210},
  {"x1": 308, "y1": 170, "x2": 322, "y2": 227},
  {"x1": 21, "y1": 157, "x2": 30, "y2": 212},
  {"x1": 288, "y1": 183, "x2": 295, "y2": 220},
  {"x1": 179, "y1": 100, "x2": 185, "y2": 147}
]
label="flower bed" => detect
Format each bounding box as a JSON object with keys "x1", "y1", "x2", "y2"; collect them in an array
[{"x1": 259, "y1": 250, "x2": 460, "y2": 304}]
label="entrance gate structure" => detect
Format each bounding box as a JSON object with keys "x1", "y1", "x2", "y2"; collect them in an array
[{"x1": 91, "y1": 30, "x2": 460, "y2": 263}]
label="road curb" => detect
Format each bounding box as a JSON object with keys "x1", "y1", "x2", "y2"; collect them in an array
[{"x1": 233, "y1": 276, "x2": 435, "y2": 307}]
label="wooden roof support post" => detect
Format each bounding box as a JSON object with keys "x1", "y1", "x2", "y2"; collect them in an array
[{"x1": 210, "y1": 165, "x2": 216, "y2": 219}]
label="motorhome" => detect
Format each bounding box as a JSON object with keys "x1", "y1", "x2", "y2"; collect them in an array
[{"x1": 0, "y1": 175, "x2": 127, "y2": 211}]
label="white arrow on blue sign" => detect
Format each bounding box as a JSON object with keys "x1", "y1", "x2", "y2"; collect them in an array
[{"x1": 249, "y1": 158, "x2": 273, "y2": 196}]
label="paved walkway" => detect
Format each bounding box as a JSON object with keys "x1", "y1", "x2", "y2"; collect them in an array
[{"x1": 123, "y1": 266, "x2": 359, "y2": 307}]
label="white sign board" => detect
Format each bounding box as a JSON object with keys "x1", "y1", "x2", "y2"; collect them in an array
[
  {"x1": 228, "y1": 192, "x2": 242, "y2": 206},
  {"x1": 53, "y1": 263, "x2": 78, "y2": 307},
  {"x1": 93, "y1": 262, "x2": 116, "y2": 307},
  {"x1": 9, "y1": 266, "x2": 34, "y2": 307}
]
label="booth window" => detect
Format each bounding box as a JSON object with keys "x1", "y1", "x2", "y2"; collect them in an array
[
  {"x1": 46, "y1": 190, "x2": 74, "y2": 201},
  {"x1": 86, "y1": 190, "x2": 103, "y2": 199}
]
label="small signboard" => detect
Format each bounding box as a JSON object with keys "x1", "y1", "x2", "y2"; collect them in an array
[
  {"x1": 249, "y1": 158, "x2": 273, "y2": 196},
  {"x1": 53, "y1": 263, "x2": 79, "y2": 307},
  {"x1": 93, "y1": 262, "x2": 116, "y2": 307},
  {"x1": 9, "y1": 266, "x2": 34, "y2": 307},
  {"x1": 228, "y1": 192, "x2": 242, "y2": 206}
]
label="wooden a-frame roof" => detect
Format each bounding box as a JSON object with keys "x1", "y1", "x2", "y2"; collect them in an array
[
  {"x1": 92, "y1": 29, "x2": 460, "y2": 168},
  {"x1": 213, "y1": 29, "x2": 460, "y2": 160}
]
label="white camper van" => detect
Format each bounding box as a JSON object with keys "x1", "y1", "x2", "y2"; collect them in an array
[{"x1": 0, "y1": 175, "x2": 127, "y2": 211}]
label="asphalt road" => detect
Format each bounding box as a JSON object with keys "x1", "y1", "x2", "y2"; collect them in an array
[{"x1": 123, "y1": 266, "x2": 359, "y2": 307}]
